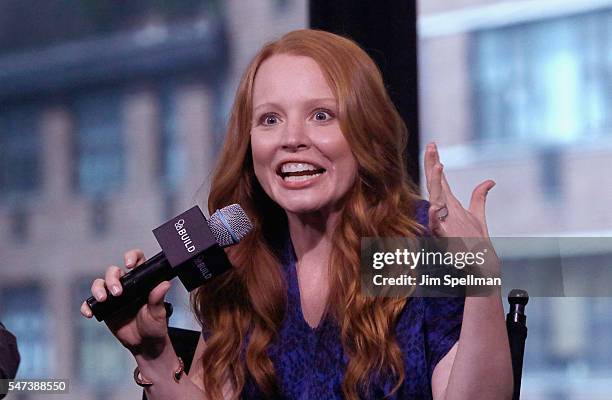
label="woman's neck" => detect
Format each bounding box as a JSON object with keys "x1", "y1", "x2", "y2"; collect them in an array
[
  {"x1": 285, "y1": 210, "x2": 340, "y2": 268},
  {"x1": 285, "y1": 210, "x2": 340, "y2": 328}
]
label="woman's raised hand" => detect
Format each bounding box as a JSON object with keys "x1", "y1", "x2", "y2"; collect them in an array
[
  {"x1": 424, "y1": 142, "x2": 495, "y2": 238},
  {"x1": 80, "y1": 249, "x2": 172, "y2": 357}
]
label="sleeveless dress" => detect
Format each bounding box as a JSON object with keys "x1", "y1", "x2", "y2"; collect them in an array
[{"x1": 238, "y1": 200, "x2": 465, "y2": 399}]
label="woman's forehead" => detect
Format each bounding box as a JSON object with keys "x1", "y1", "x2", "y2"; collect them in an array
[{"x1": 251, "y1": 54, "x2": 336, "y2": 106}]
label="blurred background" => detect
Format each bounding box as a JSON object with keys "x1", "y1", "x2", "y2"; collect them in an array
[{"x1": 0, "y1": 0, "x2": 610, "y2": 399}]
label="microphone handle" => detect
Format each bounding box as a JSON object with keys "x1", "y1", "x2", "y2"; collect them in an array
[{"x1": 86, "y1": 252, "x2": 175, "y2": 321}]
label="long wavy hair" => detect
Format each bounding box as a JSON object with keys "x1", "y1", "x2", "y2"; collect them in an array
[{"x1": 192, "y1": 29, "x2": 424, "y2": 399}]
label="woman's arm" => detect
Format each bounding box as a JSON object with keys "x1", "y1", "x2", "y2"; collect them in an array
[
  {"x1": 138, "y1": 335, "x2": 234, "y2": 400},
  {"x1": 431, "y1": 295, "x2": 512, "y2": 400},
  {"x1": 80, "y1": 249, "x2": 227, "y2": 399},
  {"x1": 425, "y1": 142, "x2": 513, "y2": 400},
  {"x1": 136, "y1": 335, "x2": 207, "y2": 400}
]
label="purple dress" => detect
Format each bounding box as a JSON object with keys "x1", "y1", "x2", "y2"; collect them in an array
[{"x1": 242, "y1": 201, "x2": 465, "y2": 399}]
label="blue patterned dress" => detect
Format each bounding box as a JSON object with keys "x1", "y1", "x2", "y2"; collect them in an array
[{"x1": 240, "y1": 201, "x2": 465, "y2": 399}]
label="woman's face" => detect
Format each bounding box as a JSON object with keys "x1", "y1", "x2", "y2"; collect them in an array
[{"x1": 250, "y1": 54, "x2": 358, "y2": 217}]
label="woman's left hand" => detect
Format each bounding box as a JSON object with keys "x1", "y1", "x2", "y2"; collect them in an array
[
  {"x1": 425, "y1": 144, "x2": 511, "y2": 400},
  {"x1": 424, "y1": 142, "x2": 495, "y2": 238}
]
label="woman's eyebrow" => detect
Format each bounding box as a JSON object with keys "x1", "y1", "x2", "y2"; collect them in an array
[
  {"x1": 303, "y1": 97, "x2": 337, "y2": 108},
  {"x1": 253, "y1": 102, "x2": 281, "y2": 113},
  {"x1": 253, "y1": 98, "x2": 337, "y2": 113}
]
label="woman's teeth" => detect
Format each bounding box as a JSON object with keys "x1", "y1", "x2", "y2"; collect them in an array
[
  {"x1": 279, "y1": 162, "x2": 326, "y2": 181},
  {"x1": 280, "y1": 162, "x2": 320, "y2": 173},
  {"x1": 283, "y1": 172, "x2": 324, "y2": 182}
]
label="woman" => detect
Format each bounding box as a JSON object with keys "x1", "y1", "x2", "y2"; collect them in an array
[{"x1": 81, "y1": 29, "x2": 512, "y2": 399}]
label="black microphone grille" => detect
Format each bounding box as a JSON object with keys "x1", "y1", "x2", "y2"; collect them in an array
[{"x1": 209, "y1": 204, "x2": 253, "y2": 247}]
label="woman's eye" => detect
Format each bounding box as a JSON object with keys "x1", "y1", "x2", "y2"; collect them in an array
[
  {"x1": 313, "y1": 110, "x2": 332, "y2": 121},
  {"x1": 260, "y1": 114, "x2": 280, "y2": 125}
]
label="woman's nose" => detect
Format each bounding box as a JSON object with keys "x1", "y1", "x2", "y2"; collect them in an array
[{"x1": 280, "y1": 119, "x2": 310, "y2": 151}]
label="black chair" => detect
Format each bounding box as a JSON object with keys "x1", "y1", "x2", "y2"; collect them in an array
[
  {"x1": 506, "y1": 289, "x2": 529, "y2": 400},
  {"x1": 144, "y1": 292, "x2": 529, "y2": 400}
]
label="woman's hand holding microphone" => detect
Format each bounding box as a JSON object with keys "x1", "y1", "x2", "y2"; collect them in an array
[{"x1": 80, "y1": 249, "x2": 172, "y2": 358}]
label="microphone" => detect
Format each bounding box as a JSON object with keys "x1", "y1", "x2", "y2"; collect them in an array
[{"x1": 86, "y1": 204, "x2": 252, "y2": 322}]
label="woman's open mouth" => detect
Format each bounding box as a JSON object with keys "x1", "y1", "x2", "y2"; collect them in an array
[{"x1": 277, "y1": 162, "x2": 326, "y2": 183}]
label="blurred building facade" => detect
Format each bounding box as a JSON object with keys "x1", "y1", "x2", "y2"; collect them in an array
[
  {"x1": 0, "y1": 1, "x2": 307, "y2": 399},
  {"x1": 1, "y1": 0, "x2": 611, "y2": 399},
  {"x1": 419, "y1": 1, "x2": 612, "y2": 399}
]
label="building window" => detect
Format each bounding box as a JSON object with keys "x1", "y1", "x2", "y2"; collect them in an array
[
  {"x1": 0, "y1": 284, "x2": 50, "y2": 378},
  {"x1": 159, "y1": 84, "x2": 186, "y2": 218},
  {"x1": 73, "y1": 278, "x2": 131, "y2": 392},
  {"x1": 273, "y1": 0, "x2": 290, "y2": 13},
  {"x1": 159, "y1": 84, "x2": 185, "y2": 193},
  {"x1": 588, "y1": 298, "x2": 612, "y2": 369},
  {"x1": 471, "y1": 9, "x2": 612, "y2": 143},
  {"x1": 0, "y1": 104, "x2": 41, "y2": 200},
  {"x1": 73, "y1": 88, "x2": 125, "y2": 197}
]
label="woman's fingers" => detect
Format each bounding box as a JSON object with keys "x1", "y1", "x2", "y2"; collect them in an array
[
  {"x1": 431, "y1": 142, "x2": 441, "y2": 165},
  {"x1": 105, "y1": 265, "x2": 125, "y2": 297},
  {"x1": 431, "y1": 143, "x2": 475, "y2": 211},
  {"x1": 91, "y1": 278, "x2": 107, "y2": 302},
  {"x1": 469, "y1": 179, "x2": 495, "y2": 224},
  {"x1": 429, "y1": 162, "x2": 444, "y2": 203},
  {"x1": 124, "y1": 249, "x2": 146, "y2": 269},
  {"x1": 80, "y1": 301, "x2": 93, "y2": 318},
  {"x1": 428, "y1": 201, "x2": 447, "y2": 236},
  {"x1": 425, "y1": 145, "x2": 444, "y2": 202},
  {"x1": 424, "y1": 143, "x2": 436, "y2": 193},
  {"x1": 425, "y1": 143, "x2": 446, "y2": 204},
  {"x1": 82, "y1": 249, "x2": 151, "y2": 321},
  {"x1": 425, "y1": 143, "x2": 443, "y2": 195},
  {"x1": 423, "y1": 143, "x2": 495, "y2": 239}
]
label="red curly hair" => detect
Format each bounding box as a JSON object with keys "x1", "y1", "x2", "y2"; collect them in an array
[{"x1": 192, "y1": 29, "x2": 424, "y2": 399}]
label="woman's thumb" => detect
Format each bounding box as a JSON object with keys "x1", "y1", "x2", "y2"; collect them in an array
[
  {"x1": 469, "y1": 179, "x2": 495, "y2": 219},
  {"x1": 147, "y1": 281, "x2": 171, "y2": 319}
]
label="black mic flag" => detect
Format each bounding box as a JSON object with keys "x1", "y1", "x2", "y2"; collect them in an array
[{"x1": 86, "y1": 204, "x2": 252, "y2": 322}]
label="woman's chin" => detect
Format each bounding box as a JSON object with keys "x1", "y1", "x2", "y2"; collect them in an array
[
  {"x1": 280, "y1": 202, "x2": 321, "y2": 215},
  {"x1": 277, "y1": 200, "x2": 345, "y2": 221}
]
